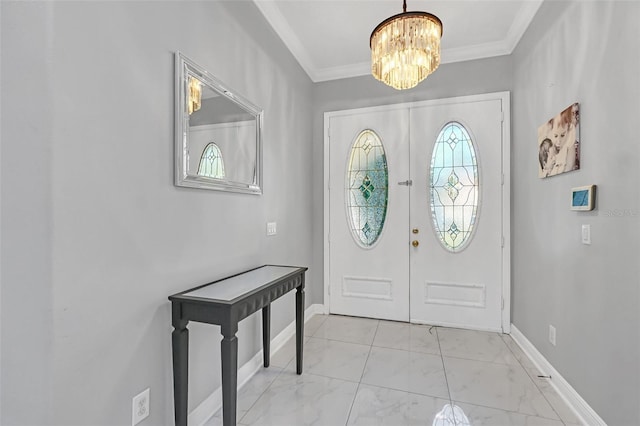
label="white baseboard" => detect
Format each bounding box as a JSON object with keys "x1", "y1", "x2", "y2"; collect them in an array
[
  {"x1": 510, "y1": 324, "x2": 606, "y2": 426},
  {"x1": 189, "y1": 304, "x2": 326, "y2": 426}
]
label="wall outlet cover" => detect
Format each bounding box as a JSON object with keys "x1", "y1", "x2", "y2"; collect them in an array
[
  {"x1": 267, "y1": 222, "x2": 277, "y2": 236},
  {"x1": 132, "y1": 388, "x2": 150, "y2": 426}
]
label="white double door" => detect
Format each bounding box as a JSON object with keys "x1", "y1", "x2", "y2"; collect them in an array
[{"x1": 326, "y1": 93, "x2": 509, "y2": 331}]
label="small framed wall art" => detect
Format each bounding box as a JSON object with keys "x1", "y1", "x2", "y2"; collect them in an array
[
  {"x1": 538, "y1": 103, "x2": 580, "y2": 178},
  {"x1": 571, "y1": 185, "x2": 596, "y2": 211}
]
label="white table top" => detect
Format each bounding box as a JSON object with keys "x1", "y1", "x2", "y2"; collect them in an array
[{"x1": 182, "y1": 265, "x2": 301, "y2": 302}]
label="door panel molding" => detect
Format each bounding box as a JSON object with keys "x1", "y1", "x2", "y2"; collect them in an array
[
  {"x1": 342, "y1": 276, "x2": 393, "y2": 301},
  {"x1": 424, "y1": 281, "x2": 486, "y2": 308}
]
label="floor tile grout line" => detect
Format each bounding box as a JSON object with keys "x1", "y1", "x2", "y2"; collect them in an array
[
  {"x1": 238, "y1": 316, "x2": 576, "y2": 425},
  {"x1": 307, "y1": 335, "x2": 375, "y2": 347},
  {"x1": 344, "y1": 381, "x2": 362, "y2": 426},
  {"x1": 446, "y1": 397, "x2": 571, "y2": 423},
  {"x1": 499, "y1": 333, "x2": 568, "y2": 423},
  {"x1": 239, "y1": 329, "x2": 367, "y2": 426},
  {"x1": 439, "y1": 328, "x2": 523, "y2": 366},
  {"x1": 360, "y1": 319, "x2": 380, "y2": 383},
  {"x1": 309, "y1": 314, "x2": 379, "y2": 347},
  {"x1": 434, "y1": 326, "x2": 455, "y2": 407},
  {"x1": 237, "y1": 367, "x2": 566, "y2": 425},
  {"x1": 306, "y1": 314, "x2": 324, "y2": 339},
  {"x1": 440, "y1": 352, "x2": 531, "y2": 367},
  {"x1": 288, "y1": 368, "x2": 363, "y2": 385},
  {"x1": 237, "y1": 314, "x2": 328, "y2": 425},
  {"x1": 350, "y1": 380, "x2": 455, "y2": 402},
  {"x1": 235, "y1": 365, "x2": 285, "y2": 424},
  {"x1": 442, "y1": 329, "x2": 565, "y2": 424},
  {"x1": 344, "y1": 319, "x2": 380, "y2": 426},
  {"x1": 306, "y1": 314, "x2": 329, "y2": 338}
]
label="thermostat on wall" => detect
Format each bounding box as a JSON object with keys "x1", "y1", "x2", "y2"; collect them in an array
[{"x1": 571, "y1": 185, "x2": 596, "y2": 211}]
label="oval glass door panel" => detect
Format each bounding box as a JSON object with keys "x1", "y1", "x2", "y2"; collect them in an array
[
  {"x1": 346, "y1": 129, "x2": 389, "y2": 247},
  {"x1": 430, "y1": 121, "x2": 479, "y2": 252}
]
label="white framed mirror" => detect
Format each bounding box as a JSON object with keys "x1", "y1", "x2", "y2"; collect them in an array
[{"x1": 174, "y1": 52, "x2": 263, "y2": 194}]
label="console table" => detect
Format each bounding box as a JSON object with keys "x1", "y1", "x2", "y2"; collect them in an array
[{"x1": 169, "y1": 265, "x2": 307, "y2": 426}]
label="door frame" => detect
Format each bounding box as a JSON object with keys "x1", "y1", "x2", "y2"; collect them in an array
[{"x1": 323, "y1": 91, "x2": 511, "y2": 332}]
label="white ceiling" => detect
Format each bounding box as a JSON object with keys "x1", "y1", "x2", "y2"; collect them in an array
[{"x1": 254, "y1": 0, "x2": 544, "y2": 82}]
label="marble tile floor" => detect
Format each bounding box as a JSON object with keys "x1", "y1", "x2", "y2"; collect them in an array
[{"x1": 204, "y1": 314, "x2": 582, "y2": 426}]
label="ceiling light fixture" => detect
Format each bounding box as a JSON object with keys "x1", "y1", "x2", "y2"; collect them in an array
[{"x1": 370, "y1": 0, "x2": 443, "y2": 90}]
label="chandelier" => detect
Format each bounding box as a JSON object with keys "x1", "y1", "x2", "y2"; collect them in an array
[
  {"x1": 370, "y1": 0, "x2": 443, "y2": 90},
  {"x1": 188, "y1": 76, "x2": 202, "y2": 115}
]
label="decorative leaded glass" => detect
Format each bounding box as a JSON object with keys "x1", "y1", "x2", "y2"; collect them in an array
[
  {"x1": 198, "y1": 142, "x2": 225, "y2": 179},
  {"x1": 346, "y1": 130, "x2": 389, "y2": 247},
  {"x1": 430, "y1": 122, "x2": 479, "y2": 252}
]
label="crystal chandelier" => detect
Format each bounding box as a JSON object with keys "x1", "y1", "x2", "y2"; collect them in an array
[{"x1": 370, "y1": 0, "x2": 443, "y2": 90}]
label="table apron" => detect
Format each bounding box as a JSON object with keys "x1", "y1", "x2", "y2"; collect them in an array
[{"x1": 174, "y1": 273, "x2": 304, "y2": 326}]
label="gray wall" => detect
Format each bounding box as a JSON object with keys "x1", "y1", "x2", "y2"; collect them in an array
[
  {"x1": 1, "y1": 1, "x2": 314, "y2": 425},
  {"x1": 511, "y1": 1, "x2": 640, "y2": 424},
  {"x1": 311, "y1": 55, "x2": 513, "y2": 308}
]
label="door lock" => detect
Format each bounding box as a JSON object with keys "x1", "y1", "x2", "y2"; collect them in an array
[
  {"x1": 412, "y1": 240, "x2": 419, "y2": 247},
  {"x1": 412, "y1": 228, "x2": 419, "y2": 234}
]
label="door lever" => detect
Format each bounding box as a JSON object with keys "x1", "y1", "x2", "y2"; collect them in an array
[{"x1": 397, "y1": 180, "x2": 413, "y2": 186}]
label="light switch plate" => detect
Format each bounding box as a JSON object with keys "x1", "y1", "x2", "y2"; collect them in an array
[
  {"x1": 549, "y1": 325, "x2": 556, "y2": 346},
  {"x1": 581, "y1": 224, "x2": 591, "y2": 244}
]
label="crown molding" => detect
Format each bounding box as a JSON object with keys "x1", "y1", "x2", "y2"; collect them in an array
[
  {"x1": 254, "y1": 0, "x2": 544, "y2": 83},
  {"x1": 254, "y1": 0, "x2": 321, "y2": 81},
  {"x1": 504, "y1": 0, "x2": 544, "y2": 52},
  {"x1": 441, "y1": 41, "x2": 512, "y2": 65},
  {"x1": 313, "y1": 61, "x2": 371, "y2": 82}
]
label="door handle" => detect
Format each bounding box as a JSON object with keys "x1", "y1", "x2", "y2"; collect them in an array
[
  {"x1": 397, "y1": 180, "x2": 413, "y2": 186},
  {"x1": 412, "y1": 240, "x2": 419, "y2": 247}
]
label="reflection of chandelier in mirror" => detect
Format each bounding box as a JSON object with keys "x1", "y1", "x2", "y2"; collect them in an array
[
  {"x1": 188, "y1": 77, "x2": 202, "y2": 114},
  {"x1": 370, "y1": 0, "x2": 443, "y2": 90}
]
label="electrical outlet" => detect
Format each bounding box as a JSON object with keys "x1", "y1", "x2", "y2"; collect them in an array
[
  {"x1": 267, "y1": 222, "x2": 277, "y2": 236},
  {"x1": 548, "y1": 325, "x2": 556, "y2": 346},
  {"x1": 132, "y1": 388, "x2": 150, "y2": 426}
]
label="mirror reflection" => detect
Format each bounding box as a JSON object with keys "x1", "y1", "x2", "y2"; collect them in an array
[{"x1": 175, "y1": 53, "x2": 263, "y2": 194}]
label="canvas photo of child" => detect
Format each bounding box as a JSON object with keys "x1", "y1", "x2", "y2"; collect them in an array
[{"x1": 537, "y1": 103, "x2": 580, "y2": 178}]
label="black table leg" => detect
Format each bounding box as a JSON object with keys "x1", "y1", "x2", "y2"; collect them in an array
[
  {"x1": 221, "y1": 323, "x2": 238, "y2": 426},
  {"x1": 295, "y1": 284, "x2": 305, "y2": 375},
  {"x1": 171, "y1": 303, "x2": 189, "y2": 426},
  {"x1": 262, "y1": 304, "x2": 271, "y2": 367}
]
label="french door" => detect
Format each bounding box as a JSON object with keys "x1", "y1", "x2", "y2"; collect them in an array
[
  {"x1": 327, "y1": 108, "x2": 410, "y2": 321},
  {"x1": 324, "y1": 93, "x2": 510, "y2": 331}
]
